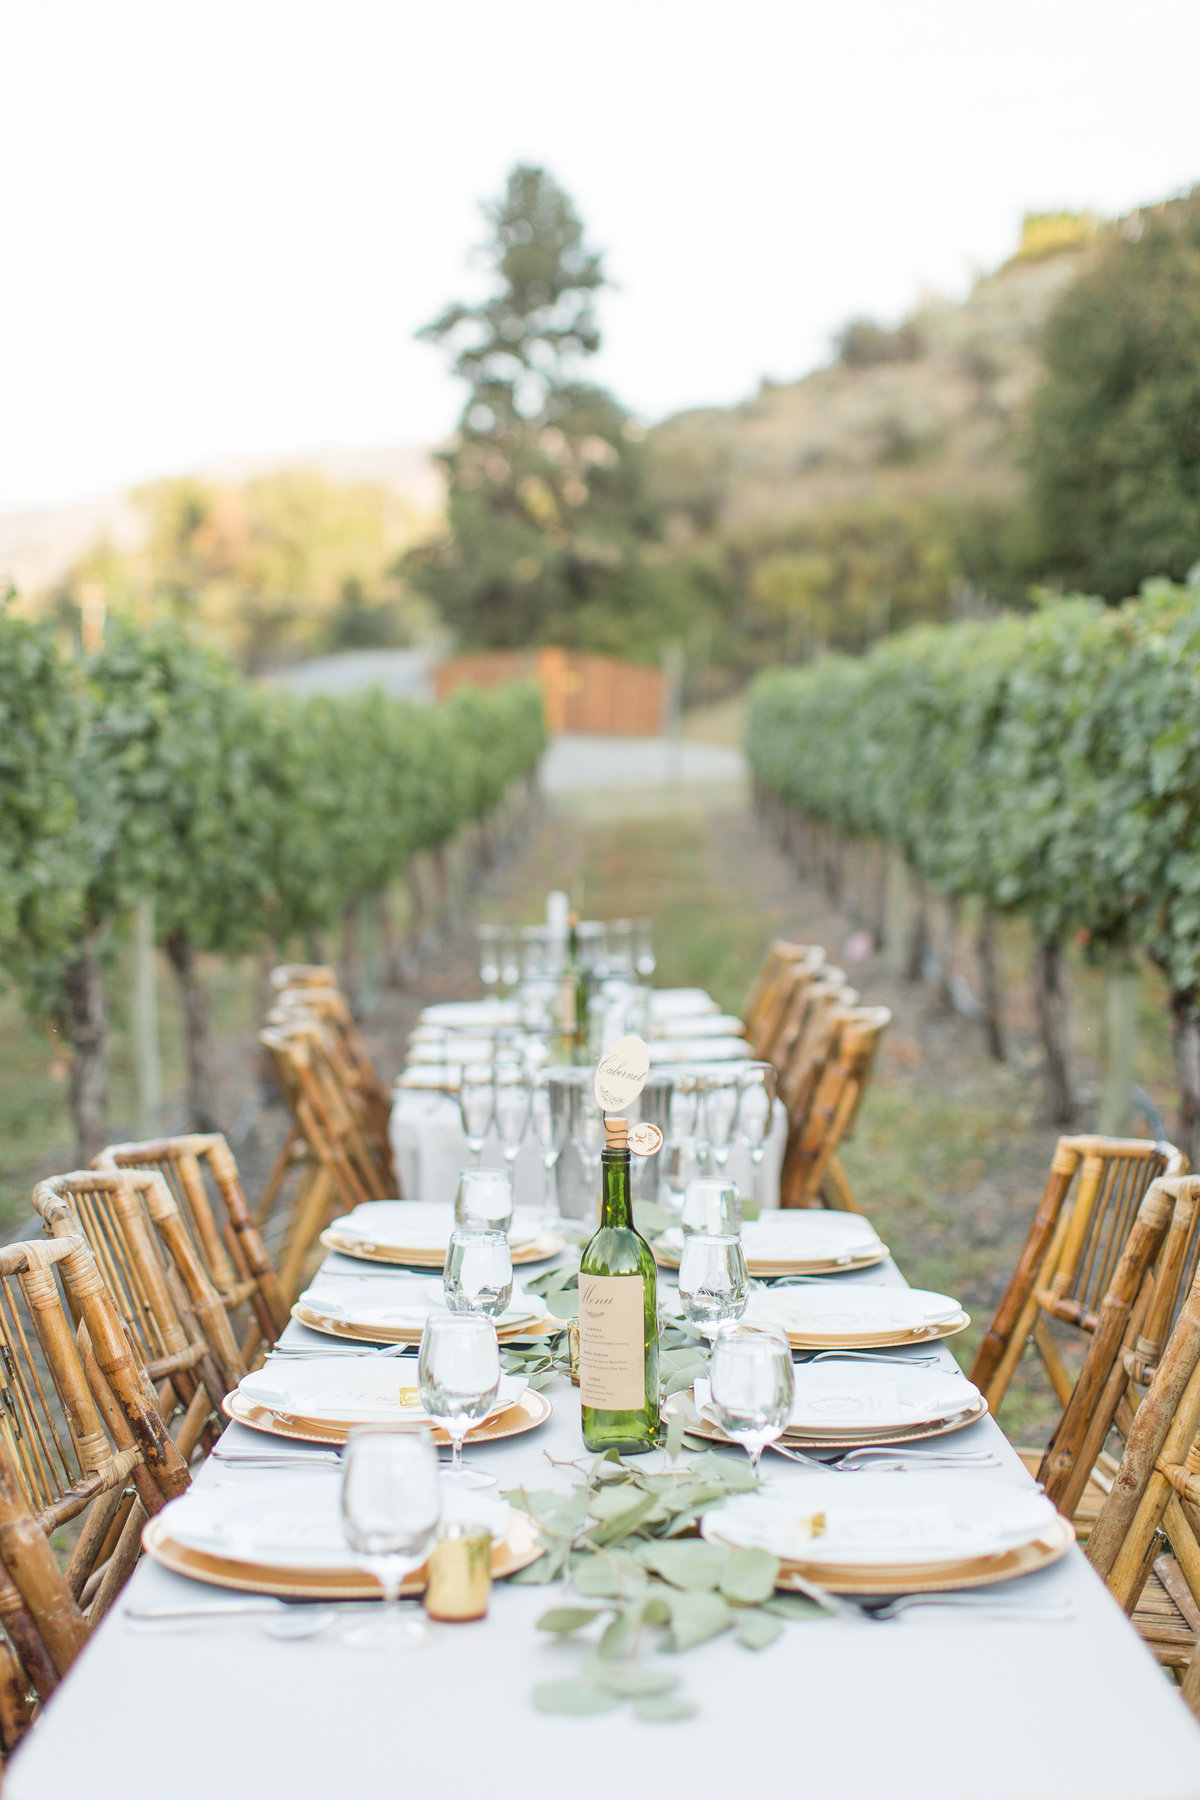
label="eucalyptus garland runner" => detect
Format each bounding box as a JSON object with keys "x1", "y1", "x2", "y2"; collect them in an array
[{"x1": 505, "y1": 1449, "x2": 827, "y2": 1721}]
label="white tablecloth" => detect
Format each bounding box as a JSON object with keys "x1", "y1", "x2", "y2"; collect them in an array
[
  {"x1": 11, "y1": 1246, "x2": 1200, "y2": 1800},
  {"x1": 390, "y1": 1090, "x2": 788, "y2": 1214}
]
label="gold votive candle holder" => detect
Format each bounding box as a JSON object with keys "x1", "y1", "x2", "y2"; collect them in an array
[{"x1": 423, "y1": 1522, "x2": 492, "y2": 1621}]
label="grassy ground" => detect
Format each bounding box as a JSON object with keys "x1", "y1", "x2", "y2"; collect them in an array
[{"x1": 0, "y1": 746, "x2": 1183, "y2": 1450}]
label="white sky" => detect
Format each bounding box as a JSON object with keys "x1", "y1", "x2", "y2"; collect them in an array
[{"x1": 2, "y1": 0, "x2": 1199, "y2": 512}]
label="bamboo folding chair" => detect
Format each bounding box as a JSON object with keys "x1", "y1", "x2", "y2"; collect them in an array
[
  {"x1": 0, "y1": 1234, "x2": 189, "y2": 1751},
  {"x1": 776, "y1": 973, "x2": 858, "y2": 1121},
  {"x1": 259, "y1": 1016, "x2": 395, "y2": 1298},
  {"x1": 96, "y1": 1134, "x2": 289, "y2": 1369},
  {"x1": 270, "y1": 964, "x2": 395, "y2": 1164},
  {"x1": 779, "y1": 1006, "x2": 891, "y2": 1211},
  {"x1": 743, "y1": 942, "x2": 826, "y2": 1066},
  {"x1": 33, "y1": 1171, "x2": 243, "y2": 1459},
  {"x1": 969, "y1": 1137, "x2": 1186, "y2": 1415},
  {"x1": 1030, "y1": 1175, "x2": 1200, "y2": 1527},
  {"x1": 1086, "y1": 1252, "x2": 1200, "y2": 1705}
]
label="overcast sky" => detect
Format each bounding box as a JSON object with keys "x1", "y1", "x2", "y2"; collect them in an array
[{"x1": 2, "y1": 0, "x2": 1198, "y2": 512}]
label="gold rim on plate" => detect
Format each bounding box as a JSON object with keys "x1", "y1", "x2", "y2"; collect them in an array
[
  {"x1": 655, "y1": 1246, "x2": 889, "y2": 1277},
  {"x1": 142, "y1": 1508, "x2": 544, "y2": 1599},
  {"x1": 778, "y1": 1312, "x2": 970, "y2": 1351},
  {"x1": 289, "y1": 1301, "x2": 554, "y2": 1345},
  {"x1": 221, "y1": 1386, "x2": 553, "y2": 1447},
  {"x1": 765, "y1": 1514, "x2": 1075, "y2": 1595},
  {"x1": 318, "y1": 1228, "x2": 565, "y2": 1268},
  {"x1": 667, "y1": 1391, "x2": 989, "y2": 1450}
]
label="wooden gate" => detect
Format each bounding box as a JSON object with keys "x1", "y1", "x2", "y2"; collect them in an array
[{"x1": 433, "y1": 648, "x2": 665, "y2": 736}]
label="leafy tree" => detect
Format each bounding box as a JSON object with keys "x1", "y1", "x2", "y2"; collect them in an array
[
  {"x1": 1027, "y1": 191, "x2": 1200, "y2": 598},
  {"x1": 408, "y1": 164, "x2": 661, "y2": 650}
]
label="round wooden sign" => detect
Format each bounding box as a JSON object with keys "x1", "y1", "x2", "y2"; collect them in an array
[{"x1": 594, "y1": 1035, "x2": 651, "y2": 1112}]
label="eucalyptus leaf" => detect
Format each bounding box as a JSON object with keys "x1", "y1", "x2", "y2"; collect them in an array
[
  {"x1": 537, "y1": 1608, "x2": 605, "y2": 1635},
  {"x1": 638, "y1": 1541, "x2": 729, "y2": 1592},
  {"x1": 532, "y1": 1681, "x2": 622, "y2": 1716},
  {"x1": 663, "y1": 1588, "x2": 733, "y2": 1651},
  {"x1": 719, "y1": 1547, "x2": 780, "y2": 1606},
  {"x1": 763, "y1": 1593, "x2": 831, "y2": 1621},
  {"x1": 664, "y1": 1407, "x2": 687, "y2": 1463},
  {"x1": 634, "y1": 1693, "x2": 699, "y2": 1723},
  {"x1": 597, "y1": 1609, "x2": 640, "y2": 1661},
  {"x1": 735, "y1": 1610, "x2": 783, "y2": 1651},
  {"x1": 590, "y1": 1660, "x2": 679, "y2": 1697}
]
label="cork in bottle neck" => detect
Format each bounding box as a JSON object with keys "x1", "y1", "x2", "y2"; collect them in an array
[{"x1": 603, "y1": 1116, "x2": 628, "y2": 1150}]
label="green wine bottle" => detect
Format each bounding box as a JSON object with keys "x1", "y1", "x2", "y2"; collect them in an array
[{"x1": 579, "y1": 1130, "x2": 660, "y2": 1453}]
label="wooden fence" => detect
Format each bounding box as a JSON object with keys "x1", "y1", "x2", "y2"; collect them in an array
[{"x1": 433, "y1": 648, "x2": 665, "y2": 736}]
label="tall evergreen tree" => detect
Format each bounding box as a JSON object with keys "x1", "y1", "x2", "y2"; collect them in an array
[{"x1": 408, "y1": 165, "x2": 661, "y2": 649}]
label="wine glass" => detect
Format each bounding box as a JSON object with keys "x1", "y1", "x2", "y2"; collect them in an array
[
  {"x1": 458, "y1": 1063, "x2": 494, "y2": 1166},
  {"x1": 499, "y1": 928, "x2": 521, "y2": 994},
  {"x1": 418, "y1": 1314, "x2": 501, "y2": 1489},
  {"x1": 454, "y1": 1167, "x2": 513, "y2": 1233},
  {"x1": 493, "y1": 1064, "x2": 531, "y2": 1179},
  {"x1": 607, "y1": 919, "x2": 634, "y2": 980},
  {"x1": 477, "y1": 925, "x2": 502, "y2": 999},
  {"x1": 708, "y1": 1323, "x2": 795, "y2": 1477},
  {"x1": 571, "y1": 1084, "x2": 605, "y2": 1201},
  {"x1": 339, "y1": 1424, "x2": 441, "y2": 1652},
  {"x1": 531, "y1": 1069, "x2": 570, "y2": 1226},
  {"x1": 677, "y1": 1233, "x2": 748, "y2": 1343},
  {"x1": 702, "y1": 1069, "x2": 741, "y2": 1174},
  {"x1": 443, "y1": 1227, "x2": 513, "y2": 1320},
  {"x1": 680, "y1": 1177, "x2": 741, "y2": 1238},
  {"x1": 738, "y1": 1062, "x2": 777, "y2": 1204},
  {"x1": 634, "y1": 917, "x2": 655, "y2": 980}
]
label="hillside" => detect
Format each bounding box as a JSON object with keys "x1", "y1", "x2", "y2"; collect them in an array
[{"x1": 648, "y1": 227, "x2": 1098, "y2": 547}]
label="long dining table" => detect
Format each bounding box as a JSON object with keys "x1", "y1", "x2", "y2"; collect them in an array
[{"x1": 10, "y1": 1221, "x2": 1200, "y2": 1800}]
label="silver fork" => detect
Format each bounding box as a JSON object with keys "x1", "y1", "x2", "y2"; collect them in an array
[
  {"x1": 767, "y1": 1442, "x2": 999, "y2": 1472},
  {"x1": 799, "y1": 1350, "x2": 945, "y2": 1369},
  {"x1": 863, "y1": 1593, "x2": 1074, "y2": 1623}
]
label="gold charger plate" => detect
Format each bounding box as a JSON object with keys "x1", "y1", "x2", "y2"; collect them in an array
[
  {"x1": 655, "y1": 1246, "x2": 889, "y2": 1278},
  {"x1": 290, "y1": 1301, "x2": 553, "y2": 1346},
  {"x1": 222, "y1": 1386, "x2": 553, "y2": 1448},
  {"x1": 782, "y1": 1311, "x2": 970, "y2": 1351},
  {"x1": 319, "y1": 1227, "x2": 565, "y2": 1268},
  {"x1": 142, "y1": 1508, "x2": 543, "y2": 1600},
  {"x1": 770, "y1": 1513, "x2": 1075, "y2": 1595},
  {"x1": 668, "y1": 1391, "x2": 988, "y2": 1450}
]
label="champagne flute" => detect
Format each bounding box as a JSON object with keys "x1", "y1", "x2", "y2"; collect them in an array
[
  {"x1": 477, "y1": 925, "x2": 502, "y2": 999},
  {"x1": 708, "y1": 1323, "x2": 794, "y2": 1477},
  {"x1": 677, "y1": 1233, "x2": 748, "y2": 1344},
  {"x1": 493, "y1": 1063, "x2": 531, "y2": 1180},
  {"x1": 454, "y1": 1167, "x2": 513, "y2": 1233},
  {"x1": 531, "y1": 1069, "x2": 570, "y2": 1226},
  {"x1": 738, "y1": 1062, "x2": 777, "y2": 1205},
  {"x1": 340, "y1": 1424, "x2": 441, "y2": 1652},
  {"x1": 443, "y1": 1227, "x2": 513, "y2": 1320},
  {"x1": 680, "y1": 1177, "x2": 741, "y2": 1238},
  {"x1": 702, "y1": 1069, "x2": 741, "y2": 1174},
  {"x1": 458, "y1": 1063, "x2": 494, "y2": 1166},
  {"x1": 418, "y1": 1315, "x2": 501, "y2": 1489}
]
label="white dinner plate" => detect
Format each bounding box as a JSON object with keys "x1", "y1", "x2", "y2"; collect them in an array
[
  {"x1": 237, "y1": 1360, "x2": 527, "y2": 1426},
  {"x1": 649, "y1": 990, "x2": 721, "y2": 1019},
  {"x1": 701, "y1": 1472, "x2": 1059, "y2": 1567},
  {"x1": 654, "y1": 1015, "x2": 745, "y2": 1039},
  {"x1": 647, "y1": 1037, "x2": 754, "y2": 1064},
  {"x1": 746, "y1": 1285, "x2": 965, "y2": 1340},
  {"x1": 327, "y1": 1202, "x2": 542, "y2": 1257},
  {"x1": 407, "y1": 1037, "x2": 497, "y2": 1064},
  {"x1": 658, "y1": 1213, "x2": 886, "y2": 1272},
  {"x1": 162, "y1": 1477, "x2": 511, "y2": 1571},
  {"x1": 420, "y1": 1001, "x2": 520, "y2": 1027},
  {"x1": 695, "y1": 1360, "x2": 981, "y2": 1437},
  {"x1": 295, "y1": 1271, "x2": 541, "y2": 1337}
]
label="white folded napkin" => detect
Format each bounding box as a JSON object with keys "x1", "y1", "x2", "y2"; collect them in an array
[{"x1": 238, "y1": 1360, "x2": 527, "y2": 1424}]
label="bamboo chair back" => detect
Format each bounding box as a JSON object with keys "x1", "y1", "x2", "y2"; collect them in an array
[
  {"x1": 969, "y1": 1136, "x2": 1186, "y2": 1414},
  {"x1": 270, "y1": 964, "x2": 394, "y2": 1166},
  {"x1": 1034, "y1": 1176, "x2": 1200, "y2": 1522},
  {"x1": 96, "y1": 1134, "x2": 289, "y2": 1367},
  {"x1": 1087, "y1": 1251, "x2": 1200, "y2": 1706},
  {"x1": 0, "y1": 1235, "x2": 189, "y2": 1754},
  {"x1": 259, "y1": 1016, "x2": 394, "y2": 1297},
  {"x1": 779, "y1": 1006, "x2": 891, "y2": 1210},
  {"x1": 776, "y1": 974, "x2": 858, "y2": 1119},
  {"x1": 741, "y1": 936, "x2": 827, "y2": 1058},
  {"x1": 33, "y1": 1171, "x2": 243, "y2": 1458}
]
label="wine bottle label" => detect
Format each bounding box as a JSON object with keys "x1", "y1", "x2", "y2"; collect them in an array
[{"x1": 578, "y1": 1274, "x2": 646, "y2": 1410}]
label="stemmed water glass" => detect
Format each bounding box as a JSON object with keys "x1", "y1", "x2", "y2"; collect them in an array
[
  {"x1": 680, "y1": 1177, "x2": 741, "y2": 1238},
  {"x1": 665, "y1": 1073, "x2": 701, "y2": 1202},
  {"x1": 418, "y1": 1315, "x2": 501, "y2": 1489},
  {"x1": 571, "y1": 1084, "x2": 605, "y2": 1202},
  {"x1": 708, "y1": 1323, "x2": 795, "y2": 1477},
  {"x1": 531, "y1": 1069, "x2": 570, "y2": 1226},
  {"x1": 738, "y1": 1062, "x2": 777, "y2": 1204},
  {"x1": 458, "y1": 1063, "x2": 494, "y2": 1166},
  {"x1": 477, "y1": 925, "x2": 502, "y2": 999},
  {"x1": 493, "y1": 1064, "x2": 531, "y2": 1180},
  {"x1": 339, "y1": 1424, "x2": 441, "y2": 1652},
  {"x1": 443, "y1": 1227, "x2": 513, "y2": 1320},
  {"x1": 677, "y1": 1233, "x2": 748, "y2": 1344},
  {"x1": 634, "y1": 918, "x2": 655, "y2": 981},
  {"x1": 498, "y1": 929, "x2": 521, "y2": 994},
  {"x1": 454, "y1": 1168, "x2": 513, "y2": 1232},
  {"x1": 702, "y1": 1069, "x2": 741, "y2": 1174}
]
